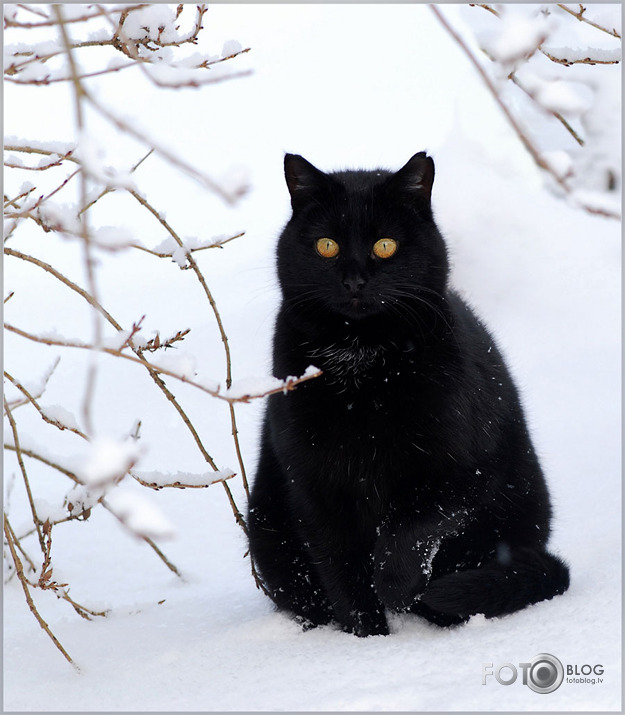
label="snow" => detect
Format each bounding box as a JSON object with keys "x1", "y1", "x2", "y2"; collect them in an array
[
  {"x1": 121, "y1": 5, "x2": 178, "y2": 44},
  {"x1": 222, "y1": 39, "x2": 243, "y2": 57},
  {"x1": 542, "y1": 44, "x2": 622, "y2": 63},
  {"x1": 105, "y1": 486, "x2": 176, "y2": 541},
  {"x1": 92, "y1": 226, "x2": 136, "y2": 252},
  {"x1": 533, "y1": 78, "x2": 592, "y2": 116},
  {"x1": 483, "y1": 7, "x2": 552, "y2": 65},
  {"x1": 39, "y1": 404, "x2": 81, "y2": 432},
  {"x1": 221, "y1": 367, "x2": 320, "y2": 401},
  {"x1": 3, "y1": 4, "x2": 621, "y2": 712},
  {"x1": 148, "y1": 350, "x2": 198, "y2": 382},
  {"x1": 4, "y1": 135, "x2": 76, "y2": 155},
  {"x1": 79, "y1": 438, "x2": 142, "y2": 487},
  {"x1": 75, "y1": 130, "x2": 137, "y2": 190},
  {"x1": 132, "y1": 469, "x2": 236, "y2": 489},
  {"x1": 20, "y1": 357, "x2": 61, "y2": 400}
]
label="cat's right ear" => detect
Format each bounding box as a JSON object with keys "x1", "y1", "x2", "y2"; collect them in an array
[{"x1": 284, "y1": 154, "x2": 328, "y2": 210}]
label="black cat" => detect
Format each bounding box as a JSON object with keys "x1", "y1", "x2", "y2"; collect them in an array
[{"x1": 247, "y1": 151, "x2": 569, "y2": 637}]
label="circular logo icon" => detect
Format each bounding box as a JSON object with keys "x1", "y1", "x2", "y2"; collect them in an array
[{"x1": 527, "y1": 653, "x2": 564, "y2": 694}]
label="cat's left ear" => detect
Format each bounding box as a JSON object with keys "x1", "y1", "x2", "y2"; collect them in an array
[{"x1": 388, "y1": 152, "x2": 435, "y2": 203}]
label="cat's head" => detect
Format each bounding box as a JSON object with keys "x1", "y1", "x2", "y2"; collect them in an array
[{"x1": 276, "y1": 152, "x2": 449, "y2": 330}]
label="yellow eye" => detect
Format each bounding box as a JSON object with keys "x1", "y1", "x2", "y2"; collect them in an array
[
  {"x1": 373, "y1": 238, "x2": 398, "y2": 259},
  {"x1": 316, "y1": 238, "x2": 340, "y2": 258}
]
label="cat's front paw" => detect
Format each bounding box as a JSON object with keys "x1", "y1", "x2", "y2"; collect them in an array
[{"x1": 343, "y1": 608, "x2": 390, "y2": 638}]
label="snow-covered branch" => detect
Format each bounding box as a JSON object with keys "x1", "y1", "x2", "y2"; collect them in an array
[
  {"x1": 3, "y1": 3, "x2": 284, "y2": 667},
  {"x1": 436, "y1": 3, "x2": 621, "y2": 220}
]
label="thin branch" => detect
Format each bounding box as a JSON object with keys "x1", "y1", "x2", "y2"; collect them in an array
[
  {"x1": 3, "y1": 151, "x2": 75, "y2": 171},
  {"x1": 54, "y1": 4, "x2": 102, "y2": 435},
  {"x1": 4, "y1": 248, "x2": 121, "y2": 329},
  {"x1": 3, "y1": 398, "x2": 46, "y2": 554},
  {"x1": 4, "y1": 514, "x2": 78, "y2": 670},
  {"x1": 540, "y1": 49, "x2": 620, "y2": 66},
  {"x1": 132, "y1": 471, "x2": 235, "y2": 490},
  {"x1": 16, "y1": 4, "x2": 51, "y2": 20},
  {"x1": 86, "y1": 91, "x2": 245, "y2": 204},
  {"x1": 78, "y1": 148, "x2": 154, "y2": 215},
  {"x1": 3, "y1": 443, "x2": 183, "y2": 578},
  {"x1": 4, "y1": 514, "x2": 37, "y2": 573},
  {"x1": 4, "y1": 144, "x2": 79, "y2": 164},
  {"x1": 3, "y1": 357, "x2": 61, "y2": 412},
  {"x1": 5, "y1": 323, "x2": 322, "y2": 404},
  {"x1": 4, "y1": 248, "x2": 222, "y2": 471},
  {"x1": 557, "y1": 3, "x2": 621, "y2": 39},
  {"x1": 129, "y1": 232, "x2": 245, "y2": 259},
  {"x1": 4, "y1": 371, "x2": 88, "y2": 439},
  {"x1": 506, "y1": 73, "x2": 584, "y2": 147},
  {"x1": 4, "y1": 444, "x2": 80, "y2": 484},
  {"x1": 5, "y1": 4, "x2": 148, "y2": 29},
  {"x1": 125, "y1": 189, "x2": 252, "y2": 498}
]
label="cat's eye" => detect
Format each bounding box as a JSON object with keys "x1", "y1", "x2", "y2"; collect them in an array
[
  {"x1": 316, "y1": 238, "x2": 340, "y2": 259},
  {"x1": 373, "y1": 238, "x2": 398, "y2": 259}
]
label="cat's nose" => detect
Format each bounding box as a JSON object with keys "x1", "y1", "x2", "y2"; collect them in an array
[{"x1": 342, "y1": 274, "x2": 366, "y2": 294}]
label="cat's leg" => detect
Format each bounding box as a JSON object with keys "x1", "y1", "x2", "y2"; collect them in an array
[
  {"x1": 372, "y1": 509, "x2": 471, "y2": 611},
  {"x1": 248, "y1": 443, "x2": 333, "y2": 628},
  {"x1": 302, "y1": 537, "x2": 390, "y2": 637}
]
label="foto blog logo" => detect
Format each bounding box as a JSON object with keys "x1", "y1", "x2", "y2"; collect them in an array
[
  {"x1": 482, "y1": 653, "x2": 605, "y2": 694},
  {"x1": 483, "y1": 653, "x2": 564, "y2": 694}
]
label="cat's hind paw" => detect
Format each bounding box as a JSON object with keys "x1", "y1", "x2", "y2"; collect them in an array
[{"x1": 374, "y1": 568, "x2": 429, "y2": 610}]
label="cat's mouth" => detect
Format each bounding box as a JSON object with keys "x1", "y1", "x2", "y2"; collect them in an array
[
  {"x1": 337, "y1": 295, "x2": 383, "y2": 319},
  {"x1": 350, "y1": 297, "x2": 363, "y2": 311}
]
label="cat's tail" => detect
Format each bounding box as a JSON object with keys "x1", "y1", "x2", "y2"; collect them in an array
[{"x1": 420, "y1": 546, "x2": 570, "y2": 619}]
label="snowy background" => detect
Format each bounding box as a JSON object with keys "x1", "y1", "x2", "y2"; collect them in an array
[{"x1": 3, "y1": 3, "x2": 621, "y2": 711}]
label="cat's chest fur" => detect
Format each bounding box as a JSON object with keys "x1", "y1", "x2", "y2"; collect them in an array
[
  {"x1": 308, "y1": 337, "x2": 388, "y2": 389},
  {"x1": 271, "y1": 329, "x2": 454, "y2": 487}
]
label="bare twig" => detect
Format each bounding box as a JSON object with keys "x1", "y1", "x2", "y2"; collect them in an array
[
  {"x1": 54, "y1": 4, "x2": 101, "y2": 435},
  {"x1": 4, "y1": 248, "x2": 222, "y2": 471},
  {"x1": 129, "y1": 232, "x2": 245, "y2": 259},
  {"x1": 4, "y1": 248, "x2": 120, "y2": 328},
  {"x1": 540, "y1": 49, "x2": 620, "y2": 66},
  {"x1": 5, "y1": 321, "x2": 322, "y2": 404},
  {"x1": 4, "y1": 0, "x2": 284, "y2": 650},
  {"x1": 557, "y1": 3, "x2": 621, "y2": 39},
  {"x1": 4, "y1": 514, "x2": 37, "y2": 574},
  {"x1": 4, "y1": 4, "x2": 148, "y2": 29},
  {"x1": 4, "y1": 144, "x2": 79, "y2": 164},
  {"x1": 3, "y1": 398, "x2": 45, "y2": 554},
  {"x1": 132, "y1": 471, "x2": 235, "y2": 490},
  {"x1": 4, "y1": 443, "x2": 183, "y2": 577},
  {"x1": 4, "y1": 371, "x2": 88, "y2": 440},
  {"x1": 4, "y1": 514, "x2": 78, "y2": 670},
  {"x1": 125, "y1": 189, "x2": 252, "y2": 500},
  {"x1": 87, "y1": 92, "x2": 246, "y2": 204}
]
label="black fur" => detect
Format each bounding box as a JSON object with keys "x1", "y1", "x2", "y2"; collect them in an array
[{"x1": 247, "y1": 152, "x2": 569, "y2": 637}]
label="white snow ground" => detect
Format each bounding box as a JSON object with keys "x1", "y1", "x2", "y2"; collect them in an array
[{"x1": 3, "y1": 4, "x2": 621, "y2": 712}]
